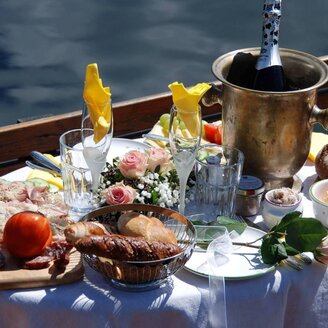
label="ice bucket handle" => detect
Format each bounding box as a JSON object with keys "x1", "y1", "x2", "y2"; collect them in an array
[
  {"x1": 202, "y1": 83, "x2": 223, "y2": 107},
  {"x1": 310, "y1": 105, "x2": 328, "y2": 130}
]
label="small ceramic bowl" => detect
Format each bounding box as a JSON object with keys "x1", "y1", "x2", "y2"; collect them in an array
[
  {"x1": 261, "y1": 188, "x2": 303, "y2": 229},
  {"x1": 309, "y1": 179, "x2": 328, "y2": 228}
]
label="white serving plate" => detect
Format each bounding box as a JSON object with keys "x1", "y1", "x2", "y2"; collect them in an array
[
  {"x1": 2, "y1": 138, "x2": 150, "y2": 181},
  {"x1": 184, "y1": 227, "x2": 276, "y2": 280}
]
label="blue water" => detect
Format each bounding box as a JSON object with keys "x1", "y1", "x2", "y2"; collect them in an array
[{"x1": 0, "y1": 0, "x2": 327, "y2": 127}]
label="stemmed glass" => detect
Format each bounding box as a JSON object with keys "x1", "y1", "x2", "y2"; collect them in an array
[
  {"x1": 81, "y1": 101, "x2": 113, "y2": 192},
  {"x1": 169, "y1": 105, "x2": 202, "y2": 215}
]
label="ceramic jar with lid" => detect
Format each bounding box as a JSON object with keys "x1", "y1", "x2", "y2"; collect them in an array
[{"x1": 235, "y1": 175, "x2": 265, "y2": 217}]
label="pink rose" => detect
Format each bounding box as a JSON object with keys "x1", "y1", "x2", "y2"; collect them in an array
[
  {"x1": 146, "y1": 147, "x2": 170, "y2": 173},
  {"x1": 119, "y1": 150, "x2": 148, "y2": 179},
  {"x1": 315, "y1": 237, "x2": 328, "y2": 265},
  {"x1": 102, "y1": 182, "x2": 136, "y2": 205}
]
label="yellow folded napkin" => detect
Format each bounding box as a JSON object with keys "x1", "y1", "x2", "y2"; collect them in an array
[
  {"x1": 83, "y1": 63, "x2": 112, "y2": 143},
  {"x1": 168, "y1": 82, "x2": 211, "y2": 136},
  {"x1": 308, "y1": 132, "x2": 328, "y2": 162}
]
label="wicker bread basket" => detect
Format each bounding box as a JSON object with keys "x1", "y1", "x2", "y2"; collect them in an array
[{"x1": 80, "y1": 204, "x2": 196, "y2": 290}]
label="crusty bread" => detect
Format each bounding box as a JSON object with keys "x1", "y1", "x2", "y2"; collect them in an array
[
  {"x1": 64, "y1": 221, "x2": 112, "y2": 243},
  {"x1": 117, "y1": 211, "x2": 177, "y2": 244},
  {"x1": 75, "y1": 234, "x2": 181, "y2": 261}
]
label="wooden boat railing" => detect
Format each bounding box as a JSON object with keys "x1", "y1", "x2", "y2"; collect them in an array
[{"x1": 1, "y1": 54, "x2": 328, "y2": 176}]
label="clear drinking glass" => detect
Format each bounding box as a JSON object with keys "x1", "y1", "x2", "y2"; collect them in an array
[
  {"x1": 60, "y1": 129, "x2": 97, "y2": 218},
  {"x1": 169, "y1": 105, "x2": 202, "y2": 214},
  {"x1": 81, "y1": 101, "x2": 113, "y2": 192},
  {"x1": 194, "y1": 144, "x2": 244, "y2": 222}
]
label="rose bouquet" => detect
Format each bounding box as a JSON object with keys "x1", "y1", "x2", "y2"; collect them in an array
[{"x1": 98, "y1": 147, "x2": 183, "y2": 208}]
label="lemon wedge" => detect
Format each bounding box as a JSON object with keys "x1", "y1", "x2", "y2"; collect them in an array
[
  {"x1": 83, "y1": 63, "x2": 112, "y2": 143},
  {"x1": 168, "y1": 82, "x2": 211, "y2": 136},
  {"x1": 27, "y1": 169, "x2": 63, "y2": 190}
]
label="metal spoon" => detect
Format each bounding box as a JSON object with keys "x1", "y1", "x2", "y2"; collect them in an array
[
  {"x1": 30, "y1": 151, "x2": 61, "y2": 174},
  {"x1": 25, "y1": 160, "x2": 62, "y2": 176}
]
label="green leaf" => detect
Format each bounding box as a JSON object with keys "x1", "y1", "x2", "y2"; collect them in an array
[
  {"x1": 213, "y1": 216, "x2": 247, "y2": 235},
  {"x1": 281, "y1": 241, "x2": 300, "y2": 256},
  {"x1": 191, "y1": 220, "x2": 206, "y2": 226},
  {"x1": 155, "y1": 165, "x2": 161, "y2": 174},
  {"x1": 194, "y1": 225, "x2": 230, "y2": 250},
  {"x1": 261, "y1": 236, "x2": 288, "y2": 265},
  {"x1": 196, "y1": 226, "x2": 225, "y2": 240},
  {"x1": 285, "y1": 218, "x2": 327, "y2": 252},
  {"x1": 272, "y1": 211, "x2": 302, "y2": 233},
  {"x1": 151, "y1": 190, "x2": 159, "y2": 204}
]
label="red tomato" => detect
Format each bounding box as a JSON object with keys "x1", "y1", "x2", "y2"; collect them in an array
[
  {"x1": 3, "y1": 211, "x2": 52, "y2": 258},
  {"x1": 204, "y1": 122, "x2": 222, "y2": 144}
]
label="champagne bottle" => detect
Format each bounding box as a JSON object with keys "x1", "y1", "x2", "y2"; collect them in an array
[
  {"x1": 253, "y1": 0, "x2": 286, "y2": 92},
  {"x1": 226, "y1": 52, "x2": 257, "y2": 89}
]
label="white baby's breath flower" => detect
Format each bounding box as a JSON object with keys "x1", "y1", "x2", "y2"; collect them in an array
[
  {"x1": 100, "y1": 149, "x2": 182, "y2": 208},
  {"x1": 136, "y1": 195, "x2": 145, "y2": 203}
]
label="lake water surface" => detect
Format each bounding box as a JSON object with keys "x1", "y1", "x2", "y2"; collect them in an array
[{"x1": 0, "y1": 0, "x2": 327, "y2": 126}]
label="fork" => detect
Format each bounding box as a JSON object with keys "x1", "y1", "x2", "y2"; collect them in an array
[{"x1": 283, "y1": 257, "x2": 303, "y2": 271}]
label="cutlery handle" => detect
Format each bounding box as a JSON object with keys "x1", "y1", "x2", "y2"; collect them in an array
[
  {"x1": 30, "y1": 151, "x2": 61, "y2": 174},
  {"x1": 25, "y1": 160, "x2": 61, "y2": 176}
]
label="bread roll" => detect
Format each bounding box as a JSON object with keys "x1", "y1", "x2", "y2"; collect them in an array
[
  {"x1": 74, "y1": 234, "x2": 182, "y2": 261},
  {"x1": 64, "y1": 221, "x2": 112, "y2": 243},
  {"x1": 117, "y1": 212, "x2": 149, "y2": 238},
  {"x1": 117, "y1": 211, "x2": 177, "y2": 244}
]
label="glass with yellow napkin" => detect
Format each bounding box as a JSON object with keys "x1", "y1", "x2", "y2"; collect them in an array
[
  {"x1": 81, "y1": 63, "x2": 113, "y2": 192},
  {"x1": 167, "y1": 81, "x2": 210, "y2": 214}
]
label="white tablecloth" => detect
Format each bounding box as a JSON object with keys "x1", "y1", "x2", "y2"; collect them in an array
[{"x1": 0, "y1": 161, "x2": 327, "y2": 328}]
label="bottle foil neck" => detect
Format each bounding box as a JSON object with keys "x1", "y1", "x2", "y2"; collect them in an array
[{"x1": 256, "y1": 0, "x2": 283, "y2": 70}]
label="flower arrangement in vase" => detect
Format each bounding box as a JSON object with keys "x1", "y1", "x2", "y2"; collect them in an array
[{"x1": 98, "y1": 147, "x2": 184, "y2": 209}]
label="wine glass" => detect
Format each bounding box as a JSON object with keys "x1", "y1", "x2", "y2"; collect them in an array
[
  {"x1": 81, "y1": 100, "x2": 113, "y2": 192},
  {"x1": 169, "y1": 105, "x2": 202, "y2": 215}
]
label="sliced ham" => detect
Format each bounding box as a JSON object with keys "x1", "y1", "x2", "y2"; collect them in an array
[
  {"x1": 0, "y1": 180, "x2": 29, "y2": 202},
  {"x1": 25, "y1": 184, "x2": 48, "y2": 203},
  {"x1": 0, "y1": 200, "x2": 38, "y2": 218},
  {"x1": 0, "y1": 179, "x2": 70, "y2": 239}
]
